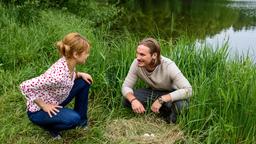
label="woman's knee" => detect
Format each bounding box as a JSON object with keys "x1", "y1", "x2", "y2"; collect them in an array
[{"x1": 75, "y1": 78, "x2": 91, "y2": 88}]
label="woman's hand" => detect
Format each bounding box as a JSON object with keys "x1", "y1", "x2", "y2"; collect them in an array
[
  {"x1": 77, "y1": 72, "x2": 93, "y2": 84},
  {"x1": 34, "y1": 99, "x2": 63, "y2": 118},
  {"x1": 41, "y1": 103, "x2": 63, "y2": 118},
  {"x1": 131, "y1": 99, "x2": 145, "y2": 114}
]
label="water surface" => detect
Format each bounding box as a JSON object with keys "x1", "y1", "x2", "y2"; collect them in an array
[{"x1": 114, "y1": 0, "x2": 256, "y2": 61}]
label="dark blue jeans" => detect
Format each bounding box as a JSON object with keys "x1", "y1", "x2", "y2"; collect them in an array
[{"x1": 27, "y1": 78, "x2": 90, "y2": 132}]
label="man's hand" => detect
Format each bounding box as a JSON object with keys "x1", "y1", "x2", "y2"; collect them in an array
[
  {"x1": 151, "y1": 99, "x2": 162, "y2": 113},
  {"x1": 131, "y1": 99, "x2": 145, "y2": 114},
  {"x1": 151, "y1": 94, "x2": 172, "y2": 113}
]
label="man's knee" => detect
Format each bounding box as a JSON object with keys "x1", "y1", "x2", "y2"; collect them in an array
[{"x1": 173, "y1": 100, "x2": 189, "y2": 114}]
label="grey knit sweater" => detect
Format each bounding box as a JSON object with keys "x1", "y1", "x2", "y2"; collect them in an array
[{"x1": 122, "y1": 56, "x2": 192, "y2": 101}]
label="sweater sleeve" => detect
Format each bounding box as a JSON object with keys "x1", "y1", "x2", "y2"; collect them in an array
[
  {"x1": 122, "y1": 60, "x2": 138, "y2": 97},
  {"x1": 168, "y1": 63, "x2": 192, "y2": 101},
  {"x1": 20, "y1": 65, "x2": 65, "y2": 102}
]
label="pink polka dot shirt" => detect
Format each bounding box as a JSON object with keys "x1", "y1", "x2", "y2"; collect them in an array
[{"x1": 20, "y1": 57, "x2": 76, "y2": 112}]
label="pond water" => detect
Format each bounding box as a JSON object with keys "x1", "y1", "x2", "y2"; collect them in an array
[
  {"x1": 196, "y1": 0, "x2": 256, "y2": 62},
  {"x1": 115, "y1": 0, "x2": 256, "y2": 62}
]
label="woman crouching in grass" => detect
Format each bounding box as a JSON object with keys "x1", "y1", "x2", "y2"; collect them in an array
[{"x1": 20, "y1": 32, "x2": 93, "y2": 139}]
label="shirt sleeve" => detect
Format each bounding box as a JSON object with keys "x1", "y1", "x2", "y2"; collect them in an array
[
  {"x1": 20, "y1": 64, "x2": 66, "y2": 102},
  {"x1": 168, "y1": 63, "x2": 192, "y2": 101},
  {"x1": 122, "y1": 59, "x2": 138, "y2": 97}
]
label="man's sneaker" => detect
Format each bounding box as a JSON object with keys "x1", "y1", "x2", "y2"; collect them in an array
[
  {"x1": 164, "y1": 112, "x2": 177, "y2": 124},
  {"x1": 170, "y1": 112, "x2": 177, "y2": 123}
]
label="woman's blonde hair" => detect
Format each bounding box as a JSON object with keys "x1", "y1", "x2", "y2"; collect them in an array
[{"x1": 56, "y1": 32, "x2": 90, "y2": 59}]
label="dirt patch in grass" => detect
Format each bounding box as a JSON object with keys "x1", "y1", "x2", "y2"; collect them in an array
[{"x1": 104, "y1": 115, "x2": 185, "y2": 144}]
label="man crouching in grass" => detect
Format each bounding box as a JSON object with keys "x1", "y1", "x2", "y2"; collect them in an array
[{"x1": 122, "y1": 38, "x2": 192, "y2": 124}]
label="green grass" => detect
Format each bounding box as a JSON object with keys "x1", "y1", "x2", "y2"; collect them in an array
[{"x1": 0, "y1": 2, "x2": 256, "y2": 143}]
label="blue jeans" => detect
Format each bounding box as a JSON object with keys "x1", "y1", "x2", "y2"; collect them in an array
[{"x1": 27, "y1": 78, "x2": 90, "y2": 132}]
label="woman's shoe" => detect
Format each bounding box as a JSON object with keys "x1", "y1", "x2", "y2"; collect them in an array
[{"x1": 49, "y1": 130, "x2": 62, "y2": 139}]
